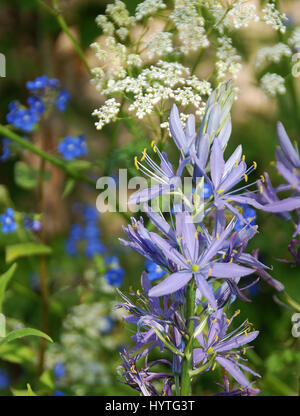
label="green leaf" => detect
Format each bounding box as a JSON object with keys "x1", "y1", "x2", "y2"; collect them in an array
[
  {"x1": 0, "y1": 313, "x2": 5, "y2": 338},
  {"x1": 14, "y1": 162, "x2": 51, "y2": 190},
  {"x1": 39, "y1": 370, "x2": 55, "y2": 390},
  {"x1": 94, "y1": 254, "x2": 106, "y2": 274},
  {"x1": 6, "y1": 243, "x2": 52, "y2": 263},
  {"x1": 62, "y1": 178, "x2": 76, "y2": 198},
  {"x1": 0, "y1": 263, "x2": 17, "y2": 312},
  {"x1": 12, "y1": 383, "x2": 38, "y2": 396},
  {"x1": 0, "y1": 327, "x2": 53, "y2": 348},
  {"x1": 0, "y1": 343, "x2": 35, "y2": 364}
]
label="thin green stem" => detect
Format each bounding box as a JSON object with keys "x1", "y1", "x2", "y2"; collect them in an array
[
  {"x1": 0, "y1": 124, "x2": 94, "y2": 186},
  {"x1": 37, "y1": 122, "x2": 50, "y2": 375},
  {"x1": 0, "y1": 125, "x2": 131, "y2": 221},
  {"x1": 36, "y1": 0, "x2": 92, "y2": 75},
  {"x1": 180, "y1": 280, "x2": 196, "y2": 396}
]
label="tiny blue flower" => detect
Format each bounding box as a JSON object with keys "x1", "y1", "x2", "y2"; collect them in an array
[
  {"x1": 53, "y1": 390, "x2": 66, "y2": 396},
  {"x1": 6, "y1": 102, "x2": 39, "y2": 132},
  {"x1": 65, "y1": 223, "x2": 83, "y2": 256},
  {"x1": 0, "y1": 138, "x2": 11, "y2": 162},
  {"x1": 27, "y1": 96, "x2": 45, "y2": 115},
  {"x1": 0, "y1": 369, "x2": 9, "y2": 389},
  {"x1": 105, "y1": 267, "x2": 124, "y2": 287},
  {"x1": 54, "y1": 362, "x2": 66, "y2": 380},
  {"x1": 56, "y1": 88, "x2": 70, "y2": 112},
  {"x1": 26, "y1": 75, "x2": 49, "y2": 91},
  {"x1": 0, "y1": 208, "x2": 17, "y2": 233},
  {"x1": 83, "y1": 205, "x2": 99, "y2": 222},
  {"x1": 85, "y1": 238, "x2": 105, "y2": 258},
  {"x1": 24, "y1": 217, "x2": 42, "y2": 232},
  {"x1": 144, "y1": 260, "x2": 165, "y2": 281},
  {"x1": 100, "y1": 316, "x2": 115, "y2": 335},
  {"x1": 234, "y1": 204, "x2": 257, "y2": 231},
  {"x1": 58, "y1": 135, "x2": 88, "y2": 161}
]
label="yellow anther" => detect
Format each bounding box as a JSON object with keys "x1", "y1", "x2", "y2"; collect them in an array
[
  {"x1": 260, "y1": 175, "x2": 265, "y2": 183},
  {"x1": 178, "y1": 236, "x2": 183, "y2": 242},
  {"x1": 212, "y1": 362, "x2": 217, "y2": 371},
  {"x1": 151, "y1": 140, "x2": 156, "y2": 148},
  {"x1": 259, "y1": 185, "x2": 263, "y2": 194},
  {"x1": 253, "y1": 161, "x2": 257, "y2": 169},
  {"x1": 243, "y1": 173, "x2": 248, "y2": 183},
  {"x1": 292, "y1": 183, "x2": 297, "y2": 189},
  {"x1": 242, "y1": 155, "x2": 245, "y2": 162},
  {"x1": 212, "y1": 318, "x2": 217, "y2": 323},
  {"x1": 225, "y1": 354, "x2": 230, "y2": 359},
  {"x1": 244, "y1": 331, "x2": 248, "y2": 337},
  {"x1": 207, "y1": 347, "x2": 214, "y2": 354},
  {"x1": 235, "y1": 160, "x2": 239, "y2": 167},
  {"x1": 222, "y1": 253, "x2": 226, "y2": 259},
  {"x1": 194, "y1": 232, "x2": 198, "y2": 239},
  {"x1": 215, "y1": 335, "x2": 219, "y2": 343},
  {"x1": 239, "y1": 387, "x2": 244, "y2": 391},
  {"x1": 137, "y1": 289, "x2": 141, "y2": 296},
  {"x1": 133, "y1": 224, "x2": 137, "y2": 230},
  {"x1": 229, "y1": 257, "x2": 233, "y2": 263},
  {"x1": 243, "y1": 348, "x2": 247, "y2": 355},
  {"x1": 233, "y1": 249, "x2": 238, "y2": 254},
  {"x1": 162, "y1": 390, "x2": 167, "y2": 396},
  {"x1": 293, "y1": 168, "x2": 297, "y2": 175},
  {"x1": 208, "y1": 267, "x2": 212, "y2": 277},
  {"x1": 233, "y1": 309, "x2": 240, "y2": 317},
  {"x1": 185, "y1": 259, "x2": 192, "y2": 263},
  {"x1": 217, "y1": 189, "x2": 224, "y2": 194},
  {"x1": 227, "y1": 319, "x2": 230, "y2": 324},
  {"x1": 216, "y1": 232, "x2": 220, "y2": 240},
  {"x1": 140, "y1": 148, "x2": 147, "y2": 161},
  {"x1": 134, "y1": 156, "x2": 139, "y2": 170},
  {"x1": 130, "y1": 365, "x2": 137, "y2": 374},
  {"x1": 153, "y1": 145, "x2": 157, "y2": 153}
]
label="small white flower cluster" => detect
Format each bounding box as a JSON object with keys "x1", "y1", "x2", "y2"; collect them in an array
[
  {"x1": 46, "y1": 301, "x2": 123, "y2": 394},
  {"x1": 225, "y1": 0, "x2": 259, "y2": 29},
  {"x1": 216, "y1": 37, "x2": 242, "y2": 82},
  {"x1": 106, "y1": 0, "x2": 135, "y2": 27},
  {"x1": 127, "y1": 53, "x2": 143, "y2": 68},
  {"x1": 289, "y1": 27, "x2": 300, "y2": 51},
  {"x1": 170, "y1": 1, "x2": 209, "y2": 55},
  {"x1": 95, "y1": 15, "x2": 115, "y2": 35},
  {"x1": 262, "y1": 2, "x2": 287, "y2": 34},
  {"x1": 256, "y1": 43, "x2": 292, "y2": 67},
  {"x1": 260, "y1": 72, "x2": 286, "y2": 96},
  {"x1": 146, "y1": 31, "x2": 174, "y2": 59},
  {"x1": 135, "y1": 0, "x2": 166, "y2": 21},
  {"x1": 92, "y1": 98, "x2": 121, "y2": 130}
]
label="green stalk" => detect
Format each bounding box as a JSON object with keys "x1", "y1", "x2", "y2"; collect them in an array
[
  {"x1": 0, "y1": 124, "x2": 131, "y2": 222},
  {"x1": 36, "y1": 0, "x2": 92, "y2": 75},
  {"x1": 180, "y1": 280, "x2": 196, "y2": 396},
  {"x1": 0, "y1": 124, "x2": 94, "y2": 186}
]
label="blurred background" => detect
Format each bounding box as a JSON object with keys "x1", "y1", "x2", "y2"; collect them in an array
[{"x1": 0, "y1": 0, "x2": 299, "y2": 396}]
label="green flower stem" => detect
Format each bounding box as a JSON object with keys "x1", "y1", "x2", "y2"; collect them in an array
[
  {"x1": 181, "y1": 280, "x2": 196, "y2": 396},
  {"x1": 190, "y1": 353, "x2": 216, "y2": 378},
  {"x1": 0, "y1": 124, "x2": 131, "y2": 222},
  {"x1": 37, "y1": 0, "x2": 92, "y2": 75},
  {"x1": 283, "y1": 291, "x2": 300, "y2": 313},
  {"x1": 0, "y1": 124, "x2": 95, "y2": 186},
  {"x1": 153, "y1": 328, "x2": 184, "y2": 358}
]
